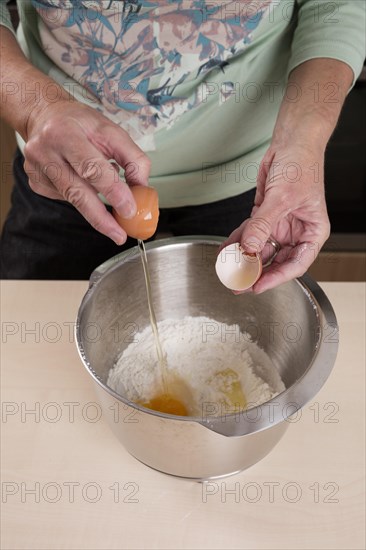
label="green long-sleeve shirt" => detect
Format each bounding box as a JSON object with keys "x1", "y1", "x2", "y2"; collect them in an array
[{"x1": 1, "y1": 1, "x2": 365, "y2": 207}]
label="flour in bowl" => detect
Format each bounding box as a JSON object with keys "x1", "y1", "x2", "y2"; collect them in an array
[{"x1": 107, "y1": 316, "x2": 285, "y2": 416}]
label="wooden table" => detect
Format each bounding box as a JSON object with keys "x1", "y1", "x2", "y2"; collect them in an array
[{"x1": 1, "y1": 281, "x2": 365, "y2": 550}]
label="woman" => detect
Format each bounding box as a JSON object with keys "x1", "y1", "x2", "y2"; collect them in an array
[{"x1": 0, "y1": 0, "x2": 365, "y2": 288}]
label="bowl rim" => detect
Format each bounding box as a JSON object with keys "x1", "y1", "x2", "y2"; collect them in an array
[{"x1": 75, "y1": 236, "x2": 339, "y2": 437}]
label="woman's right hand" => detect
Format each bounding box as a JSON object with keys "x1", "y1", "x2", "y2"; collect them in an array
[
  {"x1": 24, "y1": 99, "x2": 151, "y2": 244},
  {"x1": 1, "y1": 27, "x2": 150, "y2": 244}
]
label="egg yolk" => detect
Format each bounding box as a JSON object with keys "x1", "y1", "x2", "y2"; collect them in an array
[
  {"x1": 214, "y1": 368, "x2": 247, "y2": 412},
  {"x1": 206, "y1": 368, "x2": 247, "y2": 412},
  {"x1": 138, "y1": 394, "x2": 188, "y2": 416},
  {"x1": 113, "y1": 186, "x2": 159, "y2": 240}
]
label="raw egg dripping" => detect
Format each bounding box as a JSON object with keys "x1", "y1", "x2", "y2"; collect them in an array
[{"x1": 114, "y1": 185, "x2": 188, "y2": 416}]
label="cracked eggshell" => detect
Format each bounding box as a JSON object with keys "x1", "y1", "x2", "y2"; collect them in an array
[
  {"x1": 113, "y1": 185, "x2": 159, "y2": 240},
  {"x1": 215, "y1": 242, "x2": 262, "y2": 291}
]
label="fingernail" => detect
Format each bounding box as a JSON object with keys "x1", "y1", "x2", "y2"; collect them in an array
[
  {"x1": 118, "y1": 200, "x2": 136, "y2": 220},
  {"x1": 111, "y1": 230, "x2": 126, "y2": 246},
  {"x1": 253, "y1": 287, "x2": 265, "y2": 295},
  {"x1": 242, "y1": 236, "x2": 263, "y2": 253},
  {"x1": 232, "y1": 288, "x2": 253, "y2": 295}
]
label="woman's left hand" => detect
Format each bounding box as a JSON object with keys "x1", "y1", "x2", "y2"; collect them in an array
[
  {"x1": 221, "y1": 59, "x2": 355, "y2": 294},
  {"x1": 221, "y1": 141, "x2": 330, "y2": 294}
]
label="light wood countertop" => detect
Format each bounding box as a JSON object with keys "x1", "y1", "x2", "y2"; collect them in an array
[{"x1": 1, "y1": 281, "x2": 365, "y2": 550}]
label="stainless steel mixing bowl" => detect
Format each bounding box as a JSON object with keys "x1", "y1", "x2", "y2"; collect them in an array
[{"x1": 76, "y1": 237, "x2": 338, "y2": 480}]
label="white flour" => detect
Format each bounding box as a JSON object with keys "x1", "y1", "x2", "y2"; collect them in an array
[{"x1": 107, "y1": 316, "x2": 285, "y2": 415}]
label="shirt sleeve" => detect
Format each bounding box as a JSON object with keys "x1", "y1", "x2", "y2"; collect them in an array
[
  {"x1": 0, "y1": 0, "x2": 16, "y2": 33},
  {"x1": 288, "y1": 0, "x2": 366, "y2": 85}
]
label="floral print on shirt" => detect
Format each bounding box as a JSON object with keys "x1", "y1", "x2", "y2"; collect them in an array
[{"x1": 32, "y1": 1, "x2": 272, "y2": 148}]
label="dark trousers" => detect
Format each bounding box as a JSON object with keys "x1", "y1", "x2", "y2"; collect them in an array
[{"x1": 0, "y1": 148, "x2": 256, "y2": 280}]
